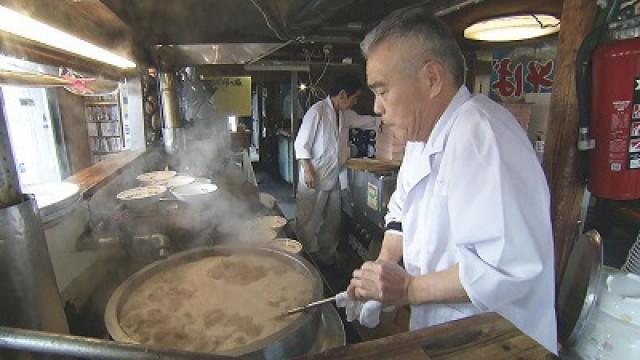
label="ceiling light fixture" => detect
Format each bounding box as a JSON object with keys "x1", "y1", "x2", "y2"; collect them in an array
[
  {"x1": 464, "y1": 14, "x2": 560, "y2": 42},
  {"x1": 0, "y1": 5, "x2": 136, "y2": 69}
]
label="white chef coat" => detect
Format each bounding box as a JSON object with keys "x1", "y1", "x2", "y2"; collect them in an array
[
  {"x1": 294, "y1": 96, "x2": 379, "y2": 190},
  {"x1": 385, "y1": 86, "x2": 558, "y2": 354}
]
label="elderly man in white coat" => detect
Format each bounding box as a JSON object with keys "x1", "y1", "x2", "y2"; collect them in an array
[
  {"x1": 295, "y1": 74, "x2": 379, "y2": 264},
  {"x1": 346, "y1": 8, "x2": 558, "y2": 354}
]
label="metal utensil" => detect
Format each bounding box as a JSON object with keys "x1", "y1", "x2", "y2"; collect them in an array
[{"x1": 286, "y1": 296, "x2": 336, "y2": 315}]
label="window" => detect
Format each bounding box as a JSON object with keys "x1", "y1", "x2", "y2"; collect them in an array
[{"x1": 2, "y1": 86, "x2": 65, "y2": 186}]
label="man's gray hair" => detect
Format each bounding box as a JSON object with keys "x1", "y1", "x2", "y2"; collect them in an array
[{"x1": 361, "y1": 7, "x2": 465, "y2": 86}]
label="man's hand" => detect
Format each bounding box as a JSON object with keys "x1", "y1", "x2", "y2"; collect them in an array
[
  {"x1": 302, "y1": 160, "x2": 316, "y2": 188},
  {"x1": 348, "y1": 260, "x2": 412, "y2": 306}
]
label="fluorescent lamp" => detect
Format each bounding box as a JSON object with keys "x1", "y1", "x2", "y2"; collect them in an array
[
  {"x1": 464, "y1": 14, "x2": 560, "y2": 42},
  {"x1": 0, "y1": 5, "x2": 136, "y2": 69}
]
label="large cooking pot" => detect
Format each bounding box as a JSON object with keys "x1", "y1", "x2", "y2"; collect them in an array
[{"x1": 105, "y1": 246, "x2": 324, "y2": 359}]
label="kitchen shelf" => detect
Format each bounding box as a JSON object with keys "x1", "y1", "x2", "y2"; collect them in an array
[{"x1": 84, "y1": 92, "x2": 124, "y2": 163}]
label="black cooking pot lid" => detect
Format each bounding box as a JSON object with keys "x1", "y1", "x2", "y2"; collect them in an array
[{"x1": 556, "y1": 229, "x2": 603, "y2": 345}]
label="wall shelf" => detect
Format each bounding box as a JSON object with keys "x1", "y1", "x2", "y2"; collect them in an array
[{"x1": 84, "y1": 92, "x2": 124, "y2": 162}]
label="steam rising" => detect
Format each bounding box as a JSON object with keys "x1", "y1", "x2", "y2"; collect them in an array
[{"x1": 159, "y1": 66, "x2": 277, "y2": 247}]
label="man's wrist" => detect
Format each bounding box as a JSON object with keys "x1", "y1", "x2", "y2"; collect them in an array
[{"x1": 407, "y1": 275, "x2": 431, "y2": 305}]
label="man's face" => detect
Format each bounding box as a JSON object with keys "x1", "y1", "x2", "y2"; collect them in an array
[
  {"x1": 337, "y1": 89, "x2": 361, "y2": 111},
  {"x1": 366, "y1": 39, "x2": 438, "y2": 141}
]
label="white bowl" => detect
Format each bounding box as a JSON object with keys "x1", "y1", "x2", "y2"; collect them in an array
[
  {"x1": 116, "y1": 185, "x2": 167, "y2": 201},
  {"x1": 574, "y1": 267, "x2": 640, "y2": 360},
  {"x1": 22, "y1": 182, "x2": 80, "y2": 224},
  {"x1": 170, "y1": 183, "x2": 218, "y2": 203},
  {"x1": 153, "y1": 175, "x2": 195, "y2": 188},
  {"x1": 256, "y1": 215, "x2": 288, "y2": 230},
  {"x1": 136, "y1": 171, "x2": 176, "y2": 183},
  {"x1": 269, "y1": 238, "x2": 303, "y2": 255}
]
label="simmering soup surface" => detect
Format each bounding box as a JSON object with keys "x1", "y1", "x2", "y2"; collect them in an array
[{"x1": 119, "y1": 254, "x2": 314, "y2": 353}]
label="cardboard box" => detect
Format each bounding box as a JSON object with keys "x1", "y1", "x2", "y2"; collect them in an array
[
  {"x1": 502, "y1": 102, "x2": 533, "y2": 130},
  {"x1": 376, "y1": 125, "x2": 407, "y2": 161}
]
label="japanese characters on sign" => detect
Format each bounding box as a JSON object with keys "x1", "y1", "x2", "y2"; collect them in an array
[{"x1": 489, "y1": 45, "x2": 556, "y2": 101}]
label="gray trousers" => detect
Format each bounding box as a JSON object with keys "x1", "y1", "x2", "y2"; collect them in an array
[{"x1": 296, "y1": 182, "x2": 342, "y2": 260}]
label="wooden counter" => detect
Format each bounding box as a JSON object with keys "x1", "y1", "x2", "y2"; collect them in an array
[
  {"x1": 296, "y1": 312, "x2": 555, "y2": 360},
  {"x1": 66, "y1": 149, "x2": 146, "y2": 199}
]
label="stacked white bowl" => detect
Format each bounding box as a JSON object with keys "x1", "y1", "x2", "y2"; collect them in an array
[{"x1": 622, "y1": 232, "x2": 640, "y2": 276}]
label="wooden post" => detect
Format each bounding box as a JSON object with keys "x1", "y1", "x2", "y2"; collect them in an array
[{"x1": 543, "y1": 0, "x2": 598, "y2": 285}]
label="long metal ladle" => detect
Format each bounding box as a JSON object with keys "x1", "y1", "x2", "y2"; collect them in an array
[{"x1": 285, "y1": 295, "x2": 337, "y2": 315}]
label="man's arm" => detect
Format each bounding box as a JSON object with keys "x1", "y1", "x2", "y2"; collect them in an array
[
  {"x1": 295, "y1": 109, "x2": 321, "y2": 188},
  {"x1": 347, "y1": 231, "x2": 403, "y2": 299},
  {"x1": 407, "y1": 264, "x2": 469, "y2": 304},
  {"x1": 377, "y1": 231, "x2": 403, "y2": 263},
  {"x1": 301, "y1": 159, "x2": 316, "y2": 188},
  {"x1": 343, "y1": 110, "x2": 380, "y2": 130},
  {"x1": 350, "y1": 261, "x2": 469, "y2": 305}
]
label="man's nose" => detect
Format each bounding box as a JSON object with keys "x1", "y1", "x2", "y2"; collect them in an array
[{"x1": 373, "y1": 97, "x2": 384, "y2": 116}]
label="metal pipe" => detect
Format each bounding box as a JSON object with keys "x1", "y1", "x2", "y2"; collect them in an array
[
  {"x1": 159, "y1": 72, "x2": 186, "y2": 156},
  {"x1": 0, "y1": 90, "x2": 22, "y2": 207},
  {"x1": 0, "y1": 196, "x2": 69, "y2": 332},
  {"x1": 290, "y1": 71, "x2": 300, "y2": 197},
  {"x1": 159, "y1": 72, "x2": 182, "y2": 129},
  {"x1": 0, "y1": 326, "x2": 232, "y2": 360}
]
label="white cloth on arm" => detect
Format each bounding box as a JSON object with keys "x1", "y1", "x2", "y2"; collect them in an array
[
  {"x1": 335, "y1": 291, "x2": 384, "y2": 328},
  {"x1": 384, "y1": 86, "x2": 557, "y2": 354}
]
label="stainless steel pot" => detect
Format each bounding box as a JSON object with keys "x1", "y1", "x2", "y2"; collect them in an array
[{"x1": 105, "y1": 246, "x2": 324, "y2": 359}]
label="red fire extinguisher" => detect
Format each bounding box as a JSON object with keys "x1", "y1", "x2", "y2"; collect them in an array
[{"x1": 588, "y1": 37, "x2": 640, "y2": 200}]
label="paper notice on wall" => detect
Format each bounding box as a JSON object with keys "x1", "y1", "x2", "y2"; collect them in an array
[{"x1": 206, "y1": 76, "x2": 252, "y2": 116}]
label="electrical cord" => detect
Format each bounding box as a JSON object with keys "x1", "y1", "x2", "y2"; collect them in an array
[
  {"x1": 301, "y1": 45, "x2": 331, "y2": 108},
  {"x1": 249, "y1": 0, "x2": 289, "y2": 41},
  {"x1": 530, "y1": 14, "x2": 561, "y2": 28}
]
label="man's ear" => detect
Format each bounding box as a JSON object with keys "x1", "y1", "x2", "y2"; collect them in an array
[{"x1": 419, "y1": 61, "x2": 444, "y2": 98}]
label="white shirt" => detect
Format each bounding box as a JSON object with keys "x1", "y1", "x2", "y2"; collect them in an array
[
  {"x1": 385, "y1": 87, "x2": 557, "y2": 353},
  {"x1": 295, "y1": 97, "x2": 379, "y2": 190}
]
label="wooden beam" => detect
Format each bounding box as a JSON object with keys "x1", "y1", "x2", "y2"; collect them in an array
[{"x1": 542, "y1": 0, "x2": 598, "y2": 285}]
